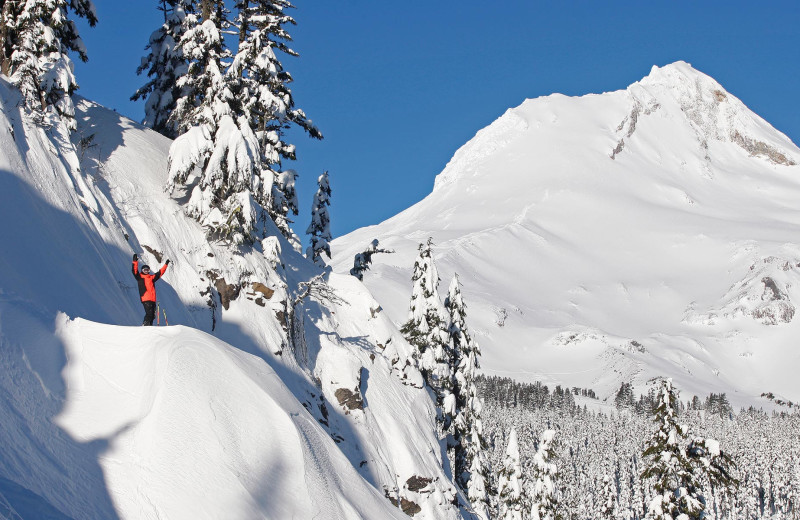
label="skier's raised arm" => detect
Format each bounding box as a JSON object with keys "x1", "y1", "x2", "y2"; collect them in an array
[
  {"x1": 132, "y1": 254, "x2": 141, "y2": 279},
  {"x1": 153, "y1": 259, "x2": 170, "y2": 282}
]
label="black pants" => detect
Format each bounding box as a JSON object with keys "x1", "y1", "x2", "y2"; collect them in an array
[{"x1": 142, "y1": 301, "x2": 156, "y2": 326}]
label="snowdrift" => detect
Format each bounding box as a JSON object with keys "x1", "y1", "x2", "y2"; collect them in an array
[
  {"x1": 0, "y1": 78, "x2": 462, "y2": 519},
  {"x1": 331, "y1": 62, "x2": 800, "y2": 408},
  {"x1": 2, "y1": 314, "x2": 404, "y2": 519}
]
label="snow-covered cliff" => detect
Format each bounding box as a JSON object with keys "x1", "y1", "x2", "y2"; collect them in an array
[{"x1": 0, "y1": 78, "x2": 463, "y2": 519}]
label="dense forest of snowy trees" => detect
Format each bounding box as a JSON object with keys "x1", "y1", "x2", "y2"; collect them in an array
[{"x1": 477, "y1": 375, "x2": 799, "y2": 520}]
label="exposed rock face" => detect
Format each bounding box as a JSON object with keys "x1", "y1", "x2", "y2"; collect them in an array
[
  {"x1": 685, "y1": 256, "x2": 798, "y2": 326},
  {"x1": 400, "y1": 498, "x2": 422, "y2": 516},
  {"x1": 213, "y1": 278, "x2": 240, "y2": 310},
  {"x1": 334, "y1": 387, "x2": 364, "y2": 411},
  {"x1": 246, "y1": 282, "x2": 274, "y2": 307},
  {"x1": 405, "y1": 476, "x2": 433, "y2": 492},
  {"x1": 731, "y1": 130, "x2": 797, "y2": 166},
  {"x1": 142, "y1": 245, "x2": 163, "y2": 263},
  {"x1": 203, "y1": 270, "x2": 242, "y2": 311},
  {"x1": 385, "y1": 495, "x2": 422, "y2": 517},
  {"x1": 251, "y1": 282, "x2": 275, "y2": 299}
]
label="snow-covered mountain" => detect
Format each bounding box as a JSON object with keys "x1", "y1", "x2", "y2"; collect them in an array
[
  {"x1": 331, "y1": 61, "x2": 800, "y2": 409},
  {"x1": 0, "y1": 78, "x2": 463, "y2": 519}
]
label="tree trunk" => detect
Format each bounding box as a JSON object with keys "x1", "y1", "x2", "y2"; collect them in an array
[
  {"x1": 201, "y1": 0, "x2": 212, "y2": 20},
  {"x1": 0, "y1": 0, "x2": 11, "y2": 76},
  {"x1": 237, "y1": 1, "x2": 247, "y2": 51}
]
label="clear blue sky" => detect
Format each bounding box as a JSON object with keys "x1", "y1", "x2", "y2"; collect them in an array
[{"x1": 74, "y1": 1, "x2": 800, "y2": 240}]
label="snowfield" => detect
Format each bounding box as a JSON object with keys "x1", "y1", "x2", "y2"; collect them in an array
[
  {"x1": 0, "y1": 77, "x2": 461, "y2": 519},
  {"x1": 331, "y1": 62, "x2": 800, "y2": 410}
]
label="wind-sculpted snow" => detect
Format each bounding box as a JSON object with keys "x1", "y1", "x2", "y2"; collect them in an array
[
  {"x1": 53, "y1": 319, "x2": 404, "y2": 520},
  {"x1": 332, "y1": 61, "x2": 800, "y2": 409},
  {"x1": 433, "y1": 108, "x2": 529, "y2": 191},
  {"x1": 0, "y1": 77, "x2": 462, "y2": 519}
]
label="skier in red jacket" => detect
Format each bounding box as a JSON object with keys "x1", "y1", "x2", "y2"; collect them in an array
[{"x1": 132, "y1": 253, "x2": 170, "y2": 326}]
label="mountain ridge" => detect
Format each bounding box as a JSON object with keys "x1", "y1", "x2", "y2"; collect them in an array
[{"x1": 331, "y1": 61, "x2": 800, "y2": 408}]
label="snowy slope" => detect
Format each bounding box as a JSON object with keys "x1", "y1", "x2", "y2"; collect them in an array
[
  {"x1": 0, "y1": 78, "x2": 462, "y2": 519},
  {"x1": 331, "y1": 62, "x2": 800, "y2": 408}
]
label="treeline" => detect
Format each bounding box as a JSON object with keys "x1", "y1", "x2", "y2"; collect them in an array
[{"x1": 476, "y1": 374, "x2": 597, "y2": 412}]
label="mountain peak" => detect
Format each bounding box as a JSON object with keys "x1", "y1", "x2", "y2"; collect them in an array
[
  {"x1": 333, "y1": 61, "x2": 800, "y2": 409},
  {"x1": 634, "y1": 60, "x2": 730, "y2": 109},
  {"x1": 640, "y1": 61, "x2": 715, "y2": 87},
  {"x1": 631, "y1": 61, "x2": 798, "y2": 166}
]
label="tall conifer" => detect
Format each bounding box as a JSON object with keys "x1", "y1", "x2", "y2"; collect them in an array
[
  {"x1": 306, "y1": 170, "x2": 331, "y2": 265},
  {"x1": 4, "y1": 0, "x2": 97, "y2": 130},
  {"x1": 498, "y1": 428, "x2": 527, "y2": 520},
  {"x1": 446, "y1": 274, "x2": 491, "y2": 517},
  {"x1": 641, "y1": 378, "x2": 735, "y2": 520},
  {"x1": 166, "y1": 0, "x2": 320, "y2": 245},
  {"x1": 132, "y1": 0, "x2": 195, "y2": 138},
  {"x1": 400, "y1": 238, "x2": 454, "y2": 430}
]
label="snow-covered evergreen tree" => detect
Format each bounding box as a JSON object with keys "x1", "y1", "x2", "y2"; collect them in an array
[
  {"x1": 229, "y1": 0, "x2": 321, "y2": 244},
  {"x1": 641, "y1": 378, "x2": 705, "y2": 520},
  {"x1": 270, "y1": 168, "x2": 301, "y2": 250},
  {"x1": 615, "y1": 382, "x2": 636, "y2": 410},
  {"x1": 166, "y1": 0, "x2": 266, "y2": 244},
  {"x1": 4, "y1": 0, "x2": 97, "y2": 130},
  {"x1": 498, "y1": 428, "x2": 527, "y2": 520},
  {"x1": 400, "y1": 238, "x2": 454, "y2": 430},
  {"x1": 464, "y1": 399, "x2": 492, "y2": 520},
  {"x1": 445, "y1": 273, "x2": 491, "y2": 518},
  {"x1": 599, "y1": 474, "x2": 618, "y2": 519},
  {"x1": 686, "y1": 435, "x2": 737, "y2": 518},
  {"x1": 132, "y1": 0, "x2": 195, "y2": 138},
  {"x1": 0, "y1": 1, "x2": 14, "y2": 75},
  {"x1": 167, "y1": 0, "x2": 320, "y2": 246},
  {"x1": 530, "y1": 429, "x2": 559, "y2": 520},
  {"x1": 305, "y1": 170, "x2": 331, "y2": 266},
  {"x1": 350, "y1": 239, "x2": 394, "y2": 281}
]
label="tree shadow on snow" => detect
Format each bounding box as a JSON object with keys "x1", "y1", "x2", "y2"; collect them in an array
[
  {"x1": 0, "y1": 301, "x2": 121, "y2": 520},
  {"x1": 0, "y1": 170, "x2": 171, "y2": 519}
]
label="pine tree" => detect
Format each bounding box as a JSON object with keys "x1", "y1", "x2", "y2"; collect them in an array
[
  {"x1": 641, "y1": 378, "x2": 706, "y2": 520},
  {"x1": 498, "y1": 428, "x2": 527, "y2": 520},
  {"x1": 166, "y1": 0, "x2": 265, "y2": 244},
  {"x1": 4, "y1": 0, "x2": 97, "y2": 130},
  {"x1": 132, "y1": 0, "x2": 195, "y2": 138},
  {"x1": 445, "y1": 274, "x2": 491, "y2": 518},
  {"x1": 305, "y1": 170, "x2": 331, "y2": 266},
  {"x1": 166, "y1": 0, "x2": 320, "y2": 246},
  {"x1": 400, "y1": 238, "x2": 454, "y2": 430},
  {"x1": 0, "y1": 0, "x2": 14, "y2": 75},
  {"x1": 686, "y1": 435, "x2": 737, "y2": 517},
  {"x1": 465, "y1": 417, "x2": 492, "y2": 520},
  {"x1": 615, "y1": 382, "x2": 636, "y2": 410},
  {"x1": 270, "y1": 168, "x2": 301, "y2": 250},
  {"x1": 530, "y1": 429, "x2": 559, "y2": 520},
  {"x1": 599, "y1": 474, "x2": 618, "y2": 520},
  {"x1": 350, "y1": 239, "x2": 393, "y2": 281},
  {"x1": 229, "y1": 0, "x2": 321, "y2": 245}
]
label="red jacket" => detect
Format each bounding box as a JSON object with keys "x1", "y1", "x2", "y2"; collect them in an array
[{"x1": 132, "y1": 260, "x2": 168, "y2": 302}]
